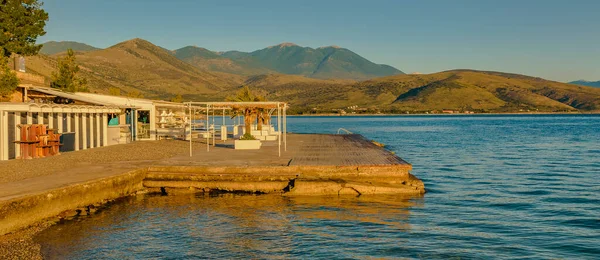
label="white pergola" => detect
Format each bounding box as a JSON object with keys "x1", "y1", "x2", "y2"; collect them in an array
[{"x1": 184, "y1": 101, "x2": 288, "y2": 157}]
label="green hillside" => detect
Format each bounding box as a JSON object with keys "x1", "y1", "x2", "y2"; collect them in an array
[
  {"x1": 27, "y1": 38, "x2": 244, "y2": 99},
  {"x1": 174, "y1": 46, "x2": 223, "y2": 60},
  {"x1": 173, "y1": 46, "x2": 272, "y2": 75},
  {"x1": 39, "y1": 41, "x2": 99, "y2": 55},
  {"x1": 243, "y1": 70, "x2": 600, "y2": 113},
  {"x1": 39, "y1": 40, "x2": 404, "y2": 80},
  {"x1": 311, "y1": 46, "x2": 401, "y2": 79},
  {"x1": 218, "y1": 43, "x2": 404, "y2": 80},
  {"x1": 24, "y1": 39, "x2": 600, "y2": 113}
]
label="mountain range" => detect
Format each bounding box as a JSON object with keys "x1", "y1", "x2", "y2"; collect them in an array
[
  {"x1": 24, "y1": 38, "x2": 600, "y2": 113},
  {"x1": 39, "y1": 41, "x2": 100, "y2": 55},
  {"x1": 29, "y1": 38, "x2": 242, "y2": 96},
  {"x1": 569, "y1": 80, "x2": 600, "y2": 88},
  {"x1": 39, "y1": 40, "x2": 404, "y2": 81},
  {"x1": 240, "y1": 70, "x2": 600, "y2": 113}
]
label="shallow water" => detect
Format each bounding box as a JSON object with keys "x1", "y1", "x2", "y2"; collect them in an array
[{"x1": 36, "y1": 115, "x2": 600, "y2": 259}]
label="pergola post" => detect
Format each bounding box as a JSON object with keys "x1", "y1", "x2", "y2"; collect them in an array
[
  {"x1": 1, "y1": 111, "x2": 7, "y2": 160},
  {"x1": 14, "y1": 112, "x2": 21, "y2": 158},
  {"x1": 82, "y1": 113, "x2": 88, "y2": 150},
  {"x1": 102, "y1": 114, "x2": 108, "y2": 147},
  {"x1": 284, "y1": 104, "x2": 287, "y2": 151},
  {"x1": 66, "y1": 113, "x2": 71, "y2": 132},
  {"x1": 48, "y1": 113, "x2": 54, "y2": 129},
  {"x1": 212, "y1": 108, "x2": 215, "y2": 147},
  {"x1": 74, "y1": 113, "x2": 80, "y2": 151},
  {"x1": 95, "y1": 113, "x2": 101, "y2": 148},
  {"x1": 57, "y1": 113, "x2": 63, "y2": 133},
  {"x1": 188, "y1": 103, "x2": 192, "y2": 157},
  {"x1": 130, "y1": 110, "x2": 135, "y2": 142},
  {"x1": 277, "y1": 103, "x2": 281, "y2": 157},
  {"x1": 221, "y1": 108, "x2": 226, "y2": 141},
  {"x1": 89, "y1": 113, "x2": 95, "y2": 148},
  {"x1": 26, "y1": 112, "x2": 32, "y2": 125},
  {"x1": 206, "y1": 104, "x2": 209, "y2": 152}
]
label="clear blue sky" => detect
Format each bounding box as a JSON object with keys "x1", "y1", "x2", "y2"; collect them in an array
[{"x1": 37, "y1": 0, "x2": 600, "y2": 82}]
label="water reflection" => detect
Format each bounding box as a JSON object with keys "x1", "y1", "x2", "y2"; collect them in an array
[
  {"x1": 35, "y1": 115, "x2": 600, "y2": 259},
  {"x1": 36, "y1": 193, "x2": 420, "y2": 259}
]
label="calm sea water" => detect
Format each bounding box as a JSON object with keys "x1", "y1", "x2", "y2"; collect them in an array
[{"x1": 36, "y1": 115, "x2": 600, "y2": 259}]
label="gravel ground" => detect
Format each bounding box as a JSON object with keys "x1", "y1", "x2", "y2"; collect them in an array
[
  {"x1": 0, "y1": 221, "x2": 53, "y2": 260},
  {"x1": 0, "y1": 140, "x2": 191, "y2": 184}
]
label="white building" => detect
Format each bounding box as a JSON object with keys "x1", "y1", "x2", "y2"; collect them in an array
[
  {"x1": 0, "y1": 85, "x2": 128, "y2": 160},
  {"x1": 75, "y1": 93, "x2": 189, "y2": 141},
  {"x1": 1, "y1": 84, "x2": 193, "y2": 160}
]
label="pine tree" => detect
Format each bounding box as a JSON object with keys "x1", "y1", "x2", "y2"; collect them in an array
[
  {"x1": 0, "y1": 0, "x2": 48, "y2": 97},
  {"x1": 0, "y1": 49, "x2": 18, "y2": 98},
  {"x1": 0, "y1": 0, "x2": 49, "y2": 58},
  {"x1": 170, "y1": 94, "x2": 183, "y2": 103},
  {"x1": 51, "y1": 49, "x2": 88, "y2": 92}
]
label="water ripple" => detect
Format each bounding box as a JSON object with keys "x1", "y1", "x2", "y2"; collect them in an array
[{"x1": 35, "y1": 115, "x2": 600, "y2": 259}]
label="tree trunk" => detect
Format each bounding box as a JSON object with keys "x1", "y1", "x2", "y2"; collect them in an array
[
  {"x1": 244, "y1": 109, "x2": 252, "y2": 135},
  {"x1": 257, "y1": 111, "x2": 263, "y2": 131}
]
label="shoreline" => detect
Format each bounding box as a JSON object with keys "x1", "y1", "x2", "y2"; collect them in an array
[
  {"x1": 0, "y1": 140, "x2": 193, "y2": 259},
  {"x1": 0, "y1": 134, "x2": 422, "y2": 258},
  {"x1": 0, "y1": 194, "x2": 137, "y2": 260},
  {"x1": 288, "y1": 111, "x2": 600, "y2": 116}
]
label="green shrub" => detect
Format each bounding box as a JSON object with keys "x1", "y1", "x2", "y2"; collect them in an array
[
  {"x1": 240, "y1": 133, "x2": 256, "y2": 140},
  {"x1": 0, "y1": 63, "x2": 18, "y2": 97}
]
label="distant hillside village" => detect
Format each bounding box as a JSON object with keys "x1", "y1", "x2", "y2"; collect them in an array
[{"x1": 313, "y1": 106, "x2": 477, "y2": 115}]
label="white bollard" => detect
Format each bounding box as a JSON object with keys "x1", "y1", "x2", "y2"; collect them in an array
[
  {"x1": 220, "y1": 125, "x2": 228, "y2": 141},
  {"x1": 233, "y1": 124, "x2": 239, "y2": 137}
]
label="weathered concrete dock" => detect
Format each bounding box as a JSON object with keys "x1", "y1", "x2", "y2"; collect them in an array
[
  {"x1": 148, "y1": 134, "x2": 421, "y2": 195},
  {"x1": 0, "y1": 133, "x2": 424, "y2": 236}
]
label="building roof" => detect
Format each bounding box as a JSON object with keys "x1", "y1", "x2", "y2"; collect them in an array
[
  {"x1": 0, "y1": 102, "x2": 123, "y2": 114},
  {"x1": 19, "y1": 85, "x2": 134, "y2": 108},
  {"x1": 76, "y1": 92, "x2": 185, "y2": 109},
  {"x1": 185, "y1": 101, "x2": 288, "y2": 109}
]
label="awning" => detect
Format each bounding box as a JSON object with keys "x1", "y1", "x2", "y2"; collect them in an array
[{"x1": 20, "y1": 85, "x2": 134, "y2": 109}]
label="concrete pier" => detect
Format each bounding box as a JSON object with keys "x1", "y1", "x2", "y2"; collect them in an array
[{"x1": 0, "y1": 134, "x2": 424, "y2": 235}]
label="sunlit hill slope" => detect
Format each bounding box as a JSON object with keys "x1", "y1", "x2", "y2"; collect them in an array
[{"x1": 25, "y1": 39, "x2": 600, "y2": 113}]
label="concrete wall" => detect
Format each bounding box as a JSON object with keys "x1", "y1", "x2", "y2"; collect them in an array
[
  {"x1": 0, "y1": 164, "x2": 424, "y2": 235},
  {"x1": 0, "y1": 169, "x2": 146, "y2": 235},
  {"x1": 144, "y1": 165, "x2": 424, "y2": 196}
]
